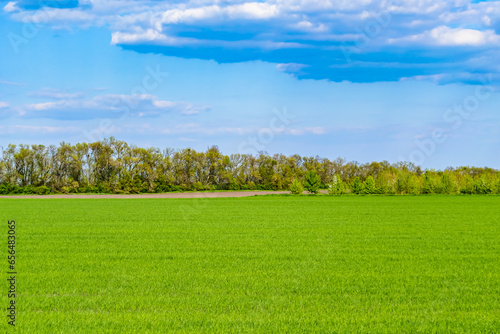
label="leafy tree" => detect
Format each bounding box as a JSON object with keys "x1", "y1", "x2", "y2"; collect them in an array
[
  {"x1": 363, "y1": 176, "x2": 376, "y2": 194},
  {"x1": 473, "y1": 176, "x2": 493, "y2": 194},
  {"x1": 304, "y1": 170, "x2": 321, "y2": 194},
  {"x1": 421, "y1": 173, "x2": 435, "y2": 194},
  {"x1": 440, "y1": 173, "x2": 455, "y2": 194},
  {"x1": 0, "y1": 138, "x2": 499, "y2": 195},
  {"x1": 395, "y1": 171, "x2": 419, "y2": 194},
  {"x1": 351, "y1": 177, "x2": 363, "y2": 194},
  {"x1": 460, "y1": 175, "x2": 474, "y2": 194},
  {"x1": 328, "y1": 174, "x2": 345, "y2": 195},
  {"x1": 289, "y1": 178, "x2": 304, "y2": 195}
]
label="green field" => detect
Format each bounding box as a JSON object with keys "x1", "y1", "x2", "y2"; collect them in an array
[{"x1": 2, "y1": 196, "x2": 500, "y2": 333}]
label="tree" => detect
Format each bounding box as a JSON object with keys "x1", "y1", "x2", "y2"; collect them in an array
[
  {"x1": 440, "y1": 173, "x2": 455, "y2": 194},
  {"x1": 351, "y1": 177, "x2": 363, "y2": 194},
  {"x1": 289, "y1": 178, "x2": 304, "y2": 195},
  {"x1": 328, "y1": 174, "x2": 345, "y2": 195},
  {"x1": 304, "y1": 170, "x2": 321, "y2": 194},
  {"x1": 421, "y1": 172, "x2": 435, "y2": 194},
  {"x1": 473, "y1": 176, "x2": 493, "y2": 194},
  {"x1": 0, "y1": 138, "x2": 499, "y2": 195},
  {"x1": 460, "y1": 175, "x2": 474, "y2": 194},
  {"x1": 363, "y1": 176, "x2": 376, "y2": 194}
]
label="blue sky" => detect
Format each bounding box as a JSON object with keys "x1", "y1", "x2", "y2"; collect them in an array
[{"x1": 0, "y1": 0, "x2": 499, "y2": 169}]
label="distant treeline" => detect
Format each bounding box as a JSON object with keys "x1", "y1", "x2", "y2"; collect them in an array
[{"x1": 0, "y1": 137, "x2": 499, "y2": 195}]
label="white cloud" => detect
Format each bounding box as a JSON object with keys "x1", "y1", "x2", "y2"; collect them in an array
[
  {"x1": 400, "y1": 72, "x2": 498, "y2": 85},
  {"x1": 23, "y1": 93, "x2": 210, "y2": 119},
  {"x1": 161, "y1": 124, "x2": 249, "y2": 135},
  {"x1": 276, "y1": 62, "x2": 307, "y2": 73},
  {"x1": 12, "y1": 8, "x2": 97, "y2": 26},
  {"x1": 0, "y1": 102, "x2": 9, "y2": 109},
  {"x1": 159, "y1": 123, "x2": 326, "y2": 136},
  {"x1": 306, "y1": 126, "x2": 326, "y2": 135},
  {"x1": 389, "y1": 26, "x2": 500, "y2": 46},
  {"x1": 111, "y1": 30, "x2": 191, "y2": 46},
  {"x1": 3, "y1": 2, "x2": 18, "y2": 13},
  {"x1": 0, "y1": 125, "x2": 81, "y2": 135},
  {"x1": 6, "y1": 1, "x2": 500, "y2": 51},
  {"x1": 4, "y1": 0, "x2": 500, "y2": 84},
  {"x1": 284, "y1": 127, "x2": 327, "y2": 135},
  {"x1": 439, "y1": 2, "x2": 500, "y2": 27},
  {"x1": 0, "y1": 79, "x2": 24, "y2": 86},
  {"x1": 225, "y1": 2, "x2": 279, "y2": 19},
  {"x1": 28, "y1": 88, "x2": 85, "y2": 100},
  {"x1": 430, "y1": 26, "x2": 499, "y2": 46},
  {"x1": 14, "y1": 125, "x2": 81, "y2": 134}
]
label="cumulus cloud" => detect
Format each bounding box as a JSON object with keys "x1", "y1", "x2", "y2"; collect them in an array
[
  {"x1": 22, "y1": 93, "x2": 210, "y2": 120},
  {"x1": 4, "y1": 0, "x2": 500, "y2": 84}
]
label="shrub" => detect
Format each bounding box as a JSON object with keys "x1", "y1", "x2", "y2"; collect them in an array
[
  {"x1": 0, "y1": 184, "x2": 8, "y2": 194},
  {"x1": 34, "y1": 186, "x2": 51, "y2": 195},
  {"x1": 193, "y1": 181, "x2": 205, "y2": 191},
  {"x1": 12, "y1": 185, "x2": 23, "y2": 194},
  {"x1": 170, "y1": 185, "x2": 182, "y2": 192},
  {"x1": 23, "y1": 185, "x2": 35, "y2": 194},
  {"x1": 229, "y1": 179, "x2": 240, "y2": 190}
]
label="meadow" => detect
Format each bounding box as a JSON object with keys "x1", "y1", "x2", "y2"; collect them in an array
[{"x1": 2, "y1": 196, "x2": 499, "y2": 333}]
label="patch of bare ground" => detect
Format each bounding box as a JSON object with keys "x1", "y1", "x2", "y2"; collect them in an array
[{"x1": 0, "y1": 191, "x2": 294, "y2": 199}]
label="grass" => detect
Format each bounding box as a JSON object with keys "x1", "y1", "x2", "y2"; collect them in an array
[{"x1": 2, "y1": 196, "x2": 499, "y2": 333}]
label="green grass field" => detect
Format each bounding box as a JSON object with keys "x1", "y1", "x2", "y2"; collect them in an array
[{"x1": 2, "y1": 196, "x2": 500, "y2": 333}]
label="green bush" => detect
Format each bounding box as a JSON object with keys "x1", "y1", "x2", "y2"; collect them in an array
[
  {"x1": 34, "y1": 186, "x2": 51, "y2": 195},
  {"x1": 23, "y1": 185, "x2": 35, "y2": 194},
  {"x1": 229, "y1": 179, "x2": 240, "y2": 191},
  {"x1": 193, "y1": 181, "x2": 205, "y2": 191}
]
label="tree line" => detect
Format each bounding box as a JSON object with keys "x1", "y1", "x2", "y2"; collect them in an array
[{"x1": 0, "y1": 137, "x2": 499, "y2": 195}]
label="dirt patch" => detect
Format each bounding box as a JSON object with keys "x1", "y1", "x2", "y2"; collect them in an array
[{"x1": 0, "y1": 191, "x2": 293, "y2": 199}]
